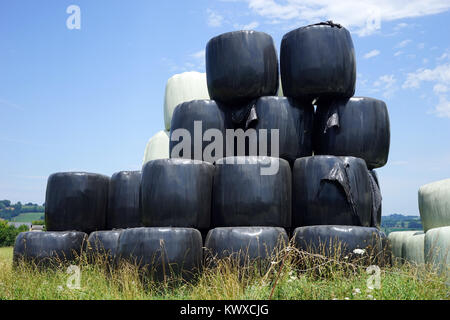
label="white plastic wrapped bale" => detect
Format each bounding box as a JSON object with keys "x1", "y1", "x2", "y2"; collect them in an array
[
  {"x1": 424, "y1": 226, "x2": 450, "y2": 276},
  {"x1": 401, "y1": 231, "x2": 425, "y2": 265},
  {"x1": 387, "y1": 231, "x2": 419, "y2": 263},
  {"x1": 419, "y1": 179, "x2": 450, "y2": 232},
  {"x1": 142, "y1": 131, "x2": 169, "y2": 166},
  {"x1": 164, "y1": 72, "x2": 210, "y2": 131}
]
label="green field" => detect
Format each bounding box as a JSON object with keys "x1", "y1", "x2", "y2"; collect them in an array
[
  {"x1": 0, "y1": 246, "x2": 448, "y2": 300},
  {"x1": 9, "y1": 212, "x2": 44, "y2": 222}
]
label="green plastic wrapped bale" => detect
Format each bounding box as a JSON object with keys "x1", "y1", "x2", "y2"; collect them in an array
[
  {"x1": 387, "y1": 231, "x2": 419, "y2": 263},
  {"x1": 142, "y1": 130, "x2": 169, "y2": 166},
  {"x1": 425, "y1": 226, "x2": 450, "y2": 278},
  {"x1": 164, "y1": 72, "x2": 210, "y2": 131},
  {"x1": 419, "y1": 179, "x2": 450, "y2": 232},
  {"x1": 401, "y1": 231, "x2": 425, "y2": 265}
]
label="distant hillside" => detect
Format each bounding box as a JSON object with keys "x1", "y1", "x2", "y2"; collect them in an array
[
  {"x1": 381, "y1": 214, "x2": 423, "y2": 235},
  {"x1": 0, "y1": 200, "x2": 44, "y2": 221}
]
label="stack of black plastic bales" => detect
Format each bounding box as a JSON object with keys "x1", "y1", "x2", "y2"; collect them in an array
[
  {"x1": 13, "y1": 21, "x2": 391, "y2": 280},
  {"x1": 283, "y1": 22, "x2": 390, "y2": 259}
]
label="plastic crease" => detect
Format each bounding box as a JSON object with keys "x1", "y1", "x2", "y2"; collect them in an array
[{"x1": 319, "y1": 162, "x2": 360, "y2": 224}]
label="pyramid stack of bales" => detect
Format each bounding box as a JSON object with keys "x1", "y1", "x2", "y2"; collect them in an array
[{"x1": 14, "y1": 21, "x2": 392, "y2": 279}]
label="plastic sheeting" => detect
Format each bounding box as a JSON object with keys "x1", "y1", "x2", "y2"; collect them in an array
[
  {"x1": 141, "y1": 159, "x2": 214, "y2": 229},
  {"x1": 164, "y1": 72, "x2": 210, "y2": 131},
  {"x1": 280, "y1": 22, "x2": 356, "y2": 102},
  {"x1": 419, "y1": 179, "x2": 450, "y2": 232},
  {"x1": 424, "y1": 226, "x2": 450, "y2": 277},
  {"x1": 387, "y1": 231, "x2": 419, "y2": 263},
  {"x1": 142, "y1": 130, "x2": 170, "y2": 166},
  {"x1": 401, "y1": 231, "x2": 425, "y2": 265},
  {"x1": 249, "y1": 97, "x2": 314, "y2": 163},
  {"x1": 292, "y1": 156, "x2": 373, "y2": 228},
  {"x1": 204, "y1": 227, "x2": 288, "y2": 267},
  {"x1": 107, "y1": 171, "x2": 141, "y2": 229},
  {"x1": 87, "y1": 230, "x2": 122, "y2": 264},
  {"x1": 314, "y1": 97, "x2": 390, "y2": 169},
  {"x1": 169, "y1": 100, "x2": 228, "y2": 162},
  {"x1": 212, "y1": 156, "x2": 291, "y2": 228},
  {"x1": 116, "y1": 227, "x2": 203, "y2": 281},
  {"x1": 206, "y1": 31, "x2": 278, "y2": 104},
  {"x1": 45, "y1": 172, "x2": 109, "y2": 234},
  {"x1": 368, "y1": 170, "x2": 382, "y2": 229},
  {"x1": 293, "y1": 225, "x2": 383, "y2": 257},
  {"x1": 13, "y1": 231, "x2": 87, "y2": 267}
]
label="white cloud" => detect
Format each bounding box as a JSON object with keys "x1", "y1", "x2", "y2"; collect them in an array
[
  {"x1": 395, "y1": 39, "x2": 412, "y2": 48},
  {"x1": 403, "y1": 63, "x2": 450, "y2": 118},
  {"x1": 374, "y1": 74, "x2": 397, "y2": 98},
  {"x1": 364, "y1": 49, "x2": 380, "y2": 59},
  {"x1": 234, "y1": 21, "x2": 260, "y2": 30},
  {"x1": 207, "y1": 9, "x2": 224, "y2": 27},
  {"x1": 403, "y1": 64, "x2": 450, "y2": 89},
  {"x1": 239, "y1": 0, "x2": 450, "y2": 36},
  {"x1": 394, "y1": 51, "x2": 403, "y2": 57},
  {"x1": 190, "y1": 50, "x2": 205, "y2": 60},
  {"x1": 434, "y1": 95, "x2": 450, "y2": 118}
]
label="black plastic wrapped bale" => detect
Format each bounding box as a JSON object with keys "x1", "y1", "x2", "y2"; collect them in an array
[
  {"x1": 292, "y1": 156, "x2": 373, "y2": 228},
  {"x1": 368, "y1": 170, "x2": 382, "y2": 229},
  {"x1": 280, "y1": 22, "x2": 356, "y2": 102},
  {"x1": 206, "y1": 31, "x2": 278, "y2": 105},
  {"x1": 107, "y1": 171, "x2": 141, "y2": 229},
  {"x1": 314, "y1": 97, "x2": 390, "y2": 169},
  {"x1": 169, "y1": 100, "x2": 228, "y2": 162},
  {"x1": 293, "y1": 225, "x2": 383, "y2": 258},
  {"x1": 116, "y1": 227, "x2": 203, "y2": 281},
  {"x1": 212, "y1": 156, "x2": 291, "y2": 227},
  {"x1": 13, "y1": 231, "x2": 88, "y2": 268},
  {"x1": 87, "y1": 230, "x2": 122, "y2": 265},
  {"x1": 45, "y1": 172, "x2": 109, "y2": 233},
  {"x1": 141, "y1": 159, "x2": 214, "y2": 229},
  {"x1": 250, "y1": 96, "x2": 314, "y2": 163},
  {"x1": 204, "y1": 227, "x2": 288, "y2": 268}
]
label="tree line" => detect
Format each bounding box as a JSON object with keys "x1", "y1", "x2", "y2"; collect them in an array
[{"x1": 0, "y1": 200, "x2": 45, "y2": 220}]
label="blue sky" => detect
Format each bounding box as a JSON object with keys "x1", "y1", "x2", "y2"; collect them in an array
[{"x1": 1, "y1": 0, "x2": 449, "y2": 216}]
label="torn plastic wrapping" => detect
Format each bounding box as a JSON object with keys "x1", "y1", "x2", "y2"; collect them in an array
[
  {"x1": 314, "y1": 97, "x2": 390, "y2": 169},
  {"x1": 292, "y1": 156, "x2": 373, "y2": 228},
  {"x1": 212, "y1": 156, "x2": 291, "y2": 228},
  {"x1": 45, "y1": 172, "x2": 109, "y2": 234},
  {"x1": 249, "y1": 96, "x2": 314, "y2": 163},
  {"x1": 418, "y1": 178, "x2": 450, "y2": 232},
  {"x1": 13, "y1": 231, "x2": 88, "y2": 268},
  {"x1": 141, "y1": 159, "x2": 214, "y2": 229},
  {"x1": 206, "y1": 30, "x2": 278, "y2": 104},
  {"x1": 293, "y1": 225, "x2": 383, "y2": 257},
  {"x1": 116, "y1": 227, "x2": 203, "y2": 281},
  {"x1": 164, "y1": 72, "x2": 210, "y2": 130},
  {"x1": 204, "y1": 227, "x2": 288, "y2": 268},
  {"x1": 169, "y1": 100, "x2": 228, "y2": 162},
  {"x1": 107, "y1": 171, "x2": 142, "y2": 229},
  {"x1": 280, "y1": 23, "x2": 356, "y2": 102}
]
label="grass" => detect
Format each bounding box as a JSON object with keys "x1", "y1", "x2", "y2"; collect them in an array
[
  {"x1": 0, "y1": 243, "x2": 448, "y2": 300},
  {"x1": 9, "y1": 212, "x2": 44, "y2": 222}
]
